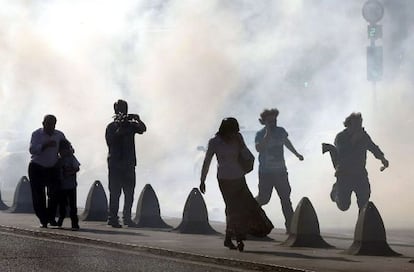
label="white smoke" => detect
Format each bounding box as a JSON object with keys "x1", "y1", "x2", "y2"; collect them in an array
[{"x1": 1, "y1": 0, "x2": 413, "y2": 230}]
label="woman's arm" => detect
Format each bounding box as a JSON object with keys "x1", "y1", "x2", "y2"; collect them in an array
[{"x1": 199, "y1": 139, "x2": 215, "y2": 194}]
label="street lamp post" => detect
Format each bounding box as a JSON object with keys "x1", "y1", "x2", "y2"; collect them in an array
[{"x1": 362, "y1": 0, "x2": 384, "y2": 106}]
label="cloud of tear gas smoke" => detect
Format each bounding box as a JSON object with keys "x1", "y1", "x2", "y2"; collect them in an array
[{"x1": 1, "y1": 0, "x2": 413, "y2": 230}]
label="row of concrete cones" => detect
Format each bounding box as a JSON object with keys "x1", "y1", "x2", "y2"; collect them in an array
[{"x1": 0, "y1": 176, "x2": 400, "y2": 256}]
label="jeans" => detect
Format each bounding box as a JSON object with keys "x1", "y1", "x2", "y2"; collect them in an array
[
  {"x1": 333, "y1": 173, "x2": 370, "y2": 211},
  {"x1": 108, "y1": 164, "x2": 136, "y2": 222},
  {"x1": 256, "y1": 171, "x2": 293, "y2": 231},
  {"x1": 28, "y1": 162, "x2": 60, "y2": 225},
  {"x1": 58, "y1": 188, "x2": 78, "y2": 225}
]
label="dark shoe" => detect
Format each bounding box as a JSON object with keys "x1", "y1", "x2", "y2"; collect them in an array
[
  {"x1": 108, "y1": 220, "x2": 122, "y2": 228},
  {"x1": 124, "y1": 220, "x2": 139, "y2": 228},
  {"x1": 71, "y1": 223, "x2": 80, "y2": 231},
  {"x1": 237, "y1": 241, "x2": 244, "y2": 252},
  {"x1": 224, "y1": 240, "x2": 237, "y2": 250},
  {"x1": 39, "y1": 224, "x2": 48, "y2": 228},
  {"x1": 107, "y1": 217, "x2": 119, "y2": 225},
  {"x1": 49, "y1": 220, "x2": 58, "y2": 227},
  {"x1": 57, "y1": 218, "x2": 64, "y2": 227}
]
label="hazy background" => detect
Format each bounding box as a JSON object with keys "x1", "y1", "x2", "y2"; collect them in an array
[{"x1": 1, "y1": 0, "x2": 413, "y2": 231}]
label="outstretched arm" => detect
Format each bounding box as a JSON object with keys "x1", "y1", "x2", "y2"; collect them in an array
[
  {"x1": 284, "y1": 138, "x2": 304, "y2": 161},
  {"x1": 200, "y1": 140, "x2": 214, "y2": 194},
  {"x1": 366, "y1": 133, "x2": 389, "y2": 171}
]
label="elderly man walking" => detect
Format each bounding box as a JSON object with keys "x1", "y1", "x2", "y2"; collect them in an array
[{"x1": 29, "y1": 114, "x2": 66, "y2": 228}]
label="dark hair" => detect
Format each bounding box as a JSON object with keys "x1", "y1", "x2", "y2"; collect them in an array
[
  {"x1": 216, "y1": 117, "x2": 240, "y2": 137},
  {"x1": 113, "y1": 99, "x2": 128, "y2": 114},
  {"x1": 43, "y1": 114, "x2": 57, "y2": 124},
  {"x1": 59, "y1": 139, "x2": 72, "y2": 151},
  {"x1": 259, "y1": 108, "x2": 279, "y2": 125},
  {"x1": 343, "y1": 112, "x2": 362, "y2": 127}
]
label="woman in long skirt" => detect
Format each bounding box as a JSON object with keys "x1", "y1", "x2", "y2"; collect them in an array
[{"x1": 199, "y1": 117, "x2": 273, "y2": 251}]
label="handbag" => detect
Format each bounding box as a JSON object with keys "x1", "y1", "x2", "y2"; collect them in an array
[{"x1": 238, "y1": 146, "x2": 255, "y2": 174}]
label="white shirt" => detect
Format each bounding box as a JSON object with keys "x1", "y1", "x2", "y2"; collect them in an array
[{"x1": 29, "y1": 128, "x2": 66, "y2": 168}]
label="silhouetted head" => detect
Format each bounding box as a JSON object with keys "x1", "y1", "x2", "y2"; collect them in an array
[
  {"x1": 59, "y1": 139, "x2": 73, "y2": 156},
  {"x1": 259, "y1": 108, "x2": 279, "y2": 126},
  {"x1": 42, "y1": 114, "x2": 57, "y2": 136},
  {"x1": 59, "y1": 139, "x2": 71, "y2": 151},
  {"x1": 114, "y1": 99, "x2": 128, "y2": 115},
  {"x1": 217, "y1": 117, "x2": 240, "y2": 138},
  {"x1": 344, "y1": 112, "x2": 363, "y2": 132}
]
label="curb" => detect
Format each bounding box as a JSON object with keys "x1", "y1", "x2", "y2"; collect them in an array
[{"x1": 0, "y1": 224, "x2": 311, "y2": 272}]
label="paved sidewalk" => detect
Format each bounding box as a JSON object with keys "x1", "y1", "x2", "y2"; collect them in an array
[{"x1": 0, "y1": 213, "x2": 413, "y2": 272}]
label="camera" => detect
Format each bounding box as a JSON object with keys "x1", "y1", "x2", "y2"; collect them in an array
[{"x1": 114, "y1": 113, "x2": 140, "y2": 123}]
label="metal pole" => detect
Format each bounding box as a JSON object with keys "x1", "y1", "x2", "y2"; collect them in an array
[
  {"x1": 371, "y1": 37, "x2": 376, "y2": 109},
  {"x1": 372, "y1": 81, "x2": 377, "y2": 110}
]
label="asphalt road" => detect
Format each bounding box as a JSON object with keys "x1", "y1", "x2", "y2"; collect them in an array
[{"x1": 0, "y1": 231, "x2": 253, "y2": 272}]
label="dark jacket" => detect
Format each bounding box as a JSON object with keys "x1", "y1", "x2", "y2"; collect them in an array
[{"x1": 105, "y1": 119, "x2": 146, "y2": 167}]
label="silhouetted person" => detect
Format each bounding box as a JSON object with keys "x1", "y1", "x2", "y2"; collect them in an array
[
  {"x1": 200, "y1": 117, "x2": 273, "y2": 252},
  {"x1": 106, "y1": 99, "x2": 146, "y2": 228},
  {"x1": 323, "y1": 112, "x2": 389, "y2": 212},
  {"x1": 29, "y1": 115, "x2": 66, "y2": 228},
  {"x1": 57, "y1": 139, "x2": 80, "y2": 230},
  {"x1": 254, "y1": 108, "x2": 304, "y2": 233}
]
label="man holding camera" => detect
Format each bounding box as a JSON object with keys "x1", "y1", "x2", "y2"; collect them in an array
[{"x1": 106, "y1": 99, "x2": 146, "y2": 228}]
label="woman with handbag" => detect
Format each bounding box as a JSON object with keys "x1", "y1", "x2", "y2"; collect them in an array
[{"x1": 199, "y1": 117, "x2": 274, "y2": 252}]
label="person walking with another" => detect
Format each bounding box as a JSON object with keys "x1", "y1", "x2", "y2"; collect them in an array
[
  {"x1": 255, "y1": 108, "x2": 304, "y2": 233},
  {"x1": 200, "y1": 117, "x2": 273, "y2": 252},
  {"x1": 29, "y1": 114, "x2": 66, "y2": 228},
  {"x1": 106, "y1": 99, "x2": 146, "y2": 228},
  {"x1": 56, "y1": 139, "x2": 81, "y2": 230}
]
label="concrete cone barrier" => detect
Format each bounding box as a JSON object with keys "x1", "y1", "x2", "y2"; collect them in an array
[
  {"x1": 173, "y1": 188, "x2": 219, "y2": 234},
  {"x1": 347, "y1": 201, "x2": 400, "y2": 256},
  {"x1": 283, "y1": 197, "x2": 333, "y2": 248},
  {"x1": 81, "y1": 180, "x2": 108, "y2": 221},
  {"x1": 132, "y1": 184, "x2": 172, "y2": 228},
  {"x1": 7, "y1": 176, "x2": 34, "y2": 213},
  {"x1": 0, "y1": 189, "x2": 9, "y2": 210}
]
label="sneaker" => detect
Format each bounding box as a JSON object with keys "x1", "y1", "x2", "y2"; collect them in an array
[
  {"x1": 49, "y1": 219, "x2": 58, "y2": 227},
  {"x1": 108, "y1": 220, "x2": 122, "y2": 228},
  {"x1": 124, "y1": 220, "x2": 139, "y2": 228},
  {"x1": 57, "y1": 218, "x2": 64, "y2": 227},
  {"x1": 224, "y1": 239, "x2": 237, "y2": 250},
  {"x1": 71, "y1": 223, "x2": 80, "y2": 231},
  {"x1": 330, "y1": 183, "x2": 337, "y2": 202}
]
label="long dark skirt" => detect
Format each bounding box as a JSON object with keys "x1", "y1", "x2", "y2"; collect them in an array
[{"x1": 218, "y1": 177, "x2": 274, "y2": 240}]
